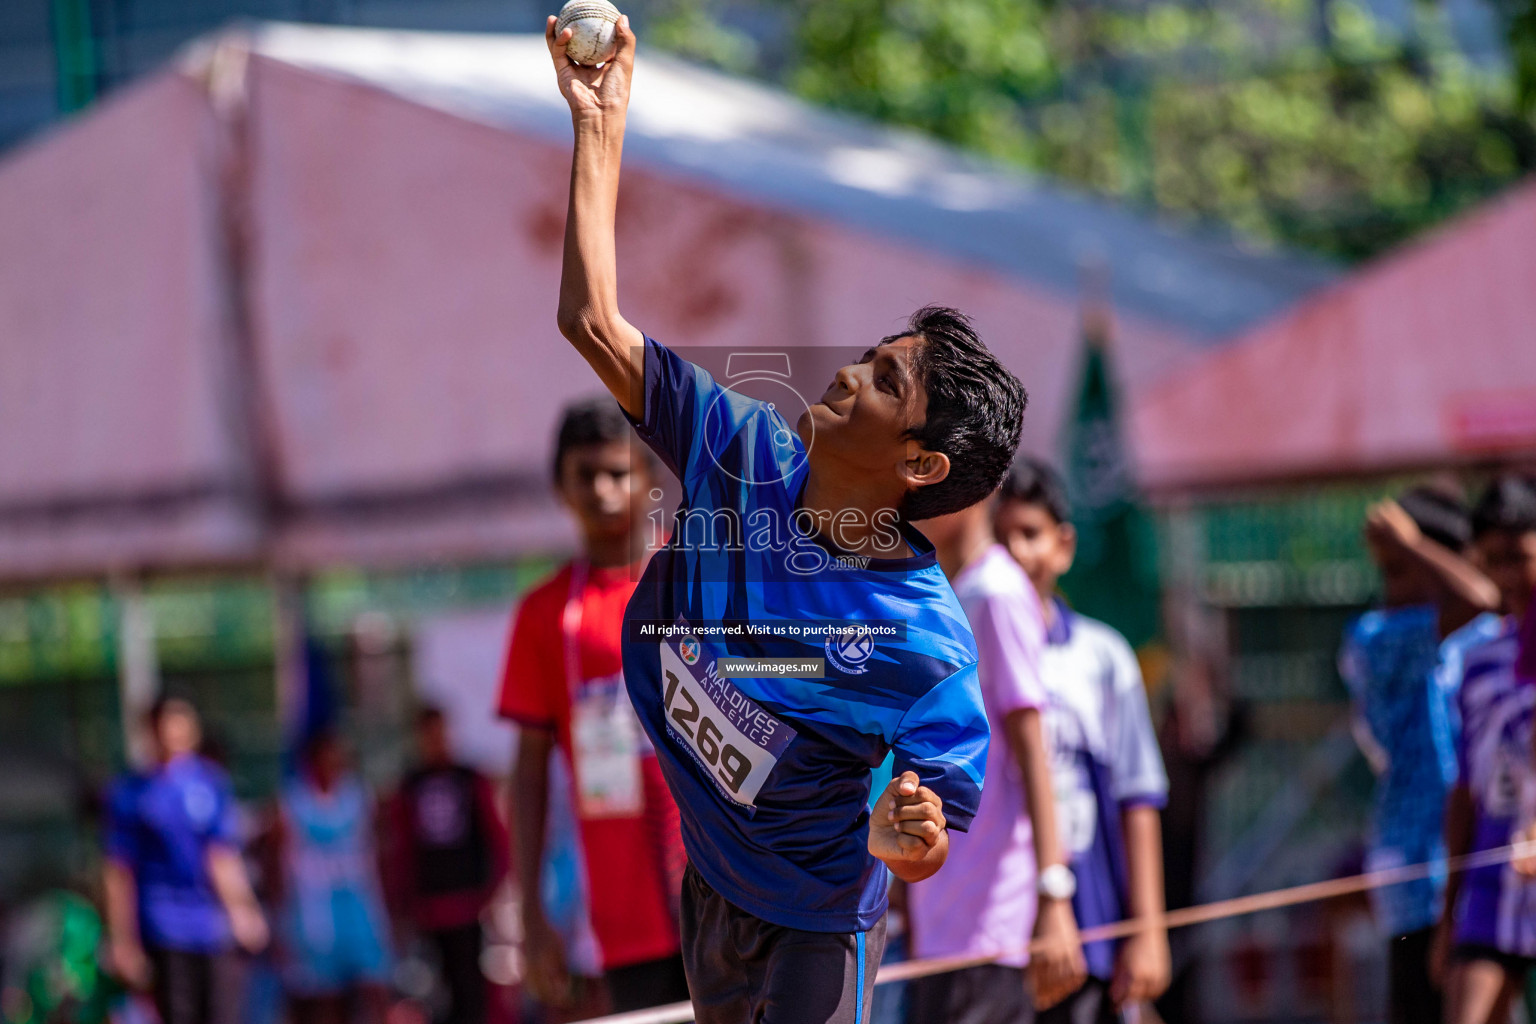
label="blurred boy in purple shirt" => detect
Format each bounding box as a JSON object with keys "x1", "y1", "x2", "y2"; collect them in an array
[{"x1": 1438, "y1": 475, "x2": 1536, "y2": 1024}]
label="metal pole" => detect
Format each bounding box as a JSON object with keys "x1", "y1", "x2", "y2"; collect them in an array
[{"x1": 112, "y1": 574, "x2": 158, "y2": 770}]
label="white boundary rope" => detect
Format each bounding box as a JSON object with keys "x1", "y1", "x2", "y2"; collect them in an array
[{"x1": 564, "y1": 839, "x2": 1536, "y2": 1024}]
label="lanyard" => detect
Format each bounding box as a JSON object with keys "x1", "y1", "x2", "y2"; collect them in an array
[{"x1": 562, "y1": 559, "x2": 589, "y2": 697}]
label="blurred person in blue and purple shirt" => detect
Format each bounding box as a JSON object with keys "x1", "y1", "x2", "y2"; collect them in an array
[
  {"x1": 908, "y1": 495, "x2": 1084, "y2": 1024},
  {"x1": 103, "y1": 696, "x2": 269, "y2": 1024},
  {"x1": 1435, "y1": 475, "x2": 1536, "y2": 1024},
  {"x1": 1338, "y1": 486, "x2": 1501, "y2": 1024},
  {"x1": 994, "y1": 458, "x2": 1170, "y2": 1024}
]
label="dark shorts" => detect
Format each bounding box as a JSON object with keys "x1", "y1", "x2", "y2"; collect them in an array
[
  {"x1": 1038, "y1": 977, "x2": 1123, "y2": 1024},
  {"x1": 905, "y1": 964, "x2": 1032, "y2": 1024},
  {"x1": 680, "y1": 864, "x2": 886, "y2": 1024},
  {"x1": 1038, "y1": 976, "x2": 1136, "y2": 1024},
  {"x1": 1388, "y1": 928, "x2": 1443, "y2": 1024},
  {"x1": 147, "y1": 947, "x2": 246, "y2": 1024},
  {"x1": 425, "y1": 924, "x2": 484, "y2": 1024},
  {"x1": 605, "y1": 954, "x2": 691, "y2": 1014},
  {"x1": 1454, "y1": 943, "x2": 1536, "y2": 976}
]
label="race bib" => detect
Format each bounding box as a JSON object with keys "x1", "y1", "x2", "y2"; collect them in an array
[
  {"x1": 1487, "y1": 747, "x2": 1523, "y2": 819},
  {"x1": 1044, "y1": 704, "x2": 1097, "y2": 856},
  {"x1": 658, "y1": 627, "x2": 796, "y2": 809},
  {"x1": 1053, "y1": 763, "x2": 1097, "y2": 857},
  {"x1": 571, "y1": 673, "x2": 645, "y2": 819}
]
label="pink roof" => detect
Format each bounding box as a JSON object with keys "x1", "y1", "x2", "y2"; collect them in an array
[
  {"x1": 1134, "y1": 178, "x2": 1536, "y2": 492},
  {"x1": 0, "y1": 72, "x2": 264, "y2": 576}
]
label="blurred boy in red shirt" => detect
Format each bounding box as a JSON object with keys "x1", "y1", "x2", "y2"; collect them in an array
[{"x1": 497, "y1": 398, "x2": 686, "y2": 1016}]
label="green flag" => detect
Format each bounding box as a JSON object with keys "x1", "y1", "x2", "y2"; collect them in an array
[
  {"x1": 50, "y1": 0, "x2": 98, "y2": 115},
  {"x1": 1058, "y1": 310, "x2": 1162, "y2": 651}
]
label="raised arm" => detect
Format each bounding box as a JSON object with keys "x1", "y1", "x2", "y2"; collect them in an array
[
  {"x1": 546, "y1": 15, "x2": 646, "y2": 418},
  {"x1": 1365, "y1": 500, "x2": 1499, "y2": 636}
]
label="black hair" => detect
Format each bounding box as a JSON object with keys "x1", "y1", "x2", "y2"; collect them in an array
[
  {"x1": 551, "y1": 396, "x2": 656, "y2": 483},
  {"x1": 1471, "y1": 474, "x2": 1536, "y2": 540},
  {"x1": 1396, "y1": 484, "x2": 1473, "y2": 552},
  {"x1": 884, "y1": 306, "x2": 1027, "y2": 521},
  {"x1": 998, "y1": 456, "x2": 1071, "y2": 524}
]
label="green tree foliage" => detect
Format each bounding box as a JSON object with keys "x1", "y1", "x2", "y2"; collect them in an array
[
  {"x1": 651, "y1": 0, "x2": 1536, "y2": 261},
  {"x1": 646, "y1": 0, "x2": 762, "y2": 72}
]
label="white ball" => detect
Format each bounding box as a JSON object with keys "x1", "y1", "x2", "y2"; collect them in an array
[{"x1": 555, "y1": 0, "x2": 621, "y2": 66}]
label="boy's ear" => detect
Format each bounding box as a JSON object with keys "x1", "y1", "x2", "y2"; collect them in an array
[
  {"x1": 901, "y1": 444, "x2": 950, "y2": 492},
  {"x1": 1057, "y1": 521, "x2": 1079, "y2": 570}
]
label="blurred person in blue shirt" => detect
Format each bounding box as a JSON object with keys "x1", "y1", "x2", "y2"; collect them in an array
[
  {"x1": 1339, "y1": 486, "x2": 1501, "y2": 1024},
  {"x1": 271, "y1": 732, "x2": 393, "y2": 1024},
  {"x1": 103, "y1": 697, "x2": 269, "y2": 1024}
]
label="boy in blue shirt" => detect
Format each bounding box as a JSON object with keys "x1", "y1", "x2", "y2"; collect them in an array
[
  {"x1": 103, "y1": 698, "x2": 268, "y2": 1024},
  {"x1": 542, "y1": 18, "x2": 1027, "y2": 1024},
  {"x1": 1338, "y1": 487, "x2": 1501, "y2": 1024}
]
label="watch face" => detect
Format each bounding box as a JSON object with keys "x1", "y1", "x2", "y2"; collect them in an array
[{"x1": 1040, "y1": 864, "x2": 1077, "y2": 900}]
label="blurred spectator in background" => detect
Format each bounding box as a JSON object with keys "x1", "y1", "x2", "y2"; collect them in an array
[
  {"x1": 1438, "y1": 475, "x2": 1536, "y2": 1024},
  {"x1": 1153, "y1": 661, "x2": 1249, "y2": 1024},
  {"x1": 907, "y1": 496, "x2": 1083, "y2": 1024},
  {"x1": 1522, "y1": 553, "x2": 1536, "y2": 688},
  {"x1": 270, "y1": 732, "x2": 393, "y2": 1024},
  {"x1": 2, "y1": 890, "x2": 113, "y2": 1024},
  {"x1": 1338, "y1": 486, "x2": 1501, "y2": 1024},
  {"x1": 387, "y1": 707, "x2": 508, "y2": 1024},
  {"x1": 102, "y1": 697, "x2": 268, "y2": 1024},
  {"x1": 995, "y1": 458, "x2": 1172, "y2": 1023},
  {"x1": 497, "y1": 398, "x2": 687, "y2": 1018}
]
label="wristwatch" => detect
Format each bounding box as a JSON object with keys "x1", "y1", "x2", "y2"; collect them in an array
[{"x1": 1039, "y1": 863, "x2": 1077, "y2": 901}]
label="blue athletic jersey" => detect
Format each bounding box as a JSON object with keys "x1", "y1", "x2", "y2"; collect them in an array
[
  {"x1": 104, "y1": 755, "x2": 240, "y2": 953},
  {"x1": 622, "y1": 336, "x2": 990, "y2": 933},
  {"x1": 1338, "y1": 607, "x2": 1501, "y2": 936}
]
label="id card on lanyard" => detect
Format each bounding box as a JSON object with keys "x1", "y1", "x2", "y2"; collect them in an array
[{"x1": 564, "y1": 561, "x2": 646, "y2": 819}]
